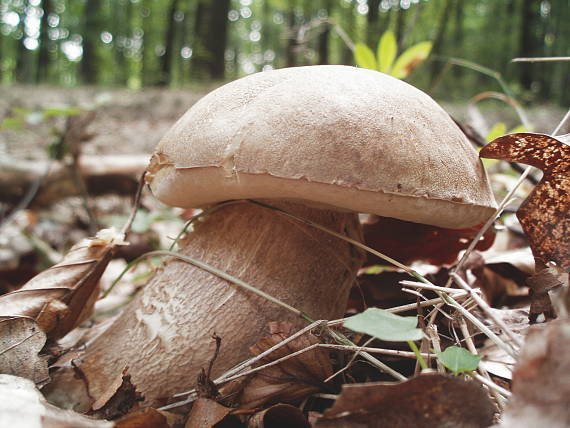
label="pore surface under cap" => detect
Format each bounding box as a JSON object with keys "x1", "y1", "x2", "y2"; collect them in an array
[{"x1": 147, "y1": 65, "x2": 496, "y2": 229}]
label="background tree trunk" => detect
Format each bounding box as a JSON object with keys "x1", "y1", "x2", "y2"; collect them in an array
[{"x1": 81, "y1": 0, "x2": 101, "y2": 84}]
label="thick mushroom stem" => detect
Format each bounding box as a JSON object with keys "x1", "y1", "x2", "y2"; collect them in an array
[{"x1": 64, "y1": 201, "x2": 364, "y2": 407}]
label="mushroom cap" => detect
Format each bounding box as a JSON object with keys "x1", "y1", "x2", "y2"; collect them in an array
[{"x1": 147, "y1": 65, "x2": 496, "y2": 229}]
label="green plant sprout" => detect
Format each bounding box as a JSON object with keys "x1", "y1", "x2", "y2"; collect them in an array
[
  {"x1": 343, "y1": 308, "x2": 482, "y2": 374},
  {"x1": 354, "y1": 30, "x2": 432, "y2": 79}
]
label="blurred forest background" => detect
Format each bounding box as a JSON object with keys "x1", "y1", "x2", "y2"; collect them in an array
[{"x1": 1, "y1": 0, "x2": 569, "y2": 105}]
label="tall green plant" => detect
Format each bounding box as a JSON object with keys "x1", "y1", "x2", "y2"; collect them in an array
[{"x1": 354, "y1": 30, "x2": 432, "y2": 79}]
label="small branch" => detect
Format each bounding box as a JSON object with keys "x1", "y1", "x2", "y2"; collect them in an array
[{"x1": 512, "y1": 56, "x2": 570, "y2": 62}]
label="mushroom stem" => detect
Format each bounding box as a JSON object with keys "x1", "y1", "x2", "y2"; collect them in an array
[{"x1": 57, "y1": 201, "x2": 364, "y2": 407}]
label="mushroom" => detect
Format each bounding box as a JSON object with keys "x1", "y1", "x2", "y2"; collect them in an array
[{"x1": 54, "y1": 65, "x2": 497, "y2": 407}]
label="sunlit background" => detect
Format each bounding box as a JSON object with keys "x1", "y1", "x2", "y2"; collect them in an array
[{"x1": 0, "y1": 0, "x2": 568, "y2": 104}]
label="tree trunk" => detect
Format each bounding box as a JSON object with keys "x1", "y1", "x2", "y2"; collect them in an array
[
  {"x1": 366, "y1": 0, "x2": 381, "y2": 47},
  {"x1": 285, "y1": 1, "x2": 298, "y2": 67},
  {"x1": 37, "y1": 0, "x2": 54, "y2": 83},
  {"x1": 429, "y1": 0, "x2": 455, "y2": 85},
  {"x1": 81, "y1": 0, "x2": 101, "y2": 84},
  {"x1": 191, "y1": 0, "x2": 230, "y2": 79},
  {"x1": 159, "y1": 0, "x2": 180, "y2": 86},
  {"x1": 317, "y1": 0, "x2": 333, "y2": 65},
  {"x1": 519, "y1": 0, "x2": 541, "y2": 91}
]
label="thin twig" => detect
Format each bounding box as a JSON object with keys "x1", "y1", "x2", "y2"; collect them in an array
[
  {"x1": 451, "y1": 273, "x2": 523, "y2": 349},
  {"x1": 459, "y1": 319, "x2": 508, "y2": 409},
  {"x1": 512, "y1": 56, "x2": 570, "y2": 62}
]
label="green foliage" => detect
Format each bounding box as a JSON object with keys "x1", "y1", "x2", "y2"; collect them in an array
[
  {"x1": 354, "y1": 31, "x2": 432, "y2": 79},
  {"x1": 343, "y1": 308, "x2": 423, "y2": 342},
  {"x1": 437, "y1": 346, "x2": 482, "y2": 375},
  {"x1": 354, "y1": 44, "x2": 377, "y2": 71},
  {"x1": 0, "y1": 106, "x2": 81, "y2": 131}
]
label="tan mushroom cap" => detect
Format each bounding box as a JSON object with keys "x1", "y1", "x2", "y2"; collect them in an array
[{"x1": 147, "y1": 65, "x2": 497, "y2": 229}]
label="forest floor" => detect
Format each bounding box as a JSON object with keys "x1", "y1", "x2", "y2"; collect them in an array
[{"x1": 1, "y1": 85, "x2": 568, "y2": 162}]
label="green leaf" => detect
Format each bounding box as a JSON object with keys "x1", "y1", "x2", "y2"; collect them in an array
[
  {"x1": 437, "y1": 346, "x2": 482, "y2": 375},
  {"x1": 43, "y1": 106, "x2": 82, "y2": 119},
  {"x1": 0, "y1": 117, "x2": 25, "y2": 130},
  {"x1": 486, "y1": 122, "x2": 508, "y2": 142},
  {"x1": 377, "y1": 31, "x2": 397, "y2": 74},
  {"x1": 354, "y1": 43, "x2": 377, "y2": 71},
  {"x1": 343, "y1": 308, "x2": 423, "y2": 342},
  {"x1": 391, "y1": 41, "x2": 432, "y2": 79}
]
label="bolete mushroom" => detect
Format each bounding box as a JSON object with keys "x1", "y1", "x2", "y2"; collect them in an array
[{"x1": 54, "y1": 65, "x2": 496, "y2": 408}]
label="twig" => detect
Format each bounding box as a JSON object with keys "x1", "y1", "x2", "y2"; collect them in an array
[
  {"x1": 512, "y1": 56, "x2": 570, "y2": 62},
  {"x1": 451, "y1": 273, "x2": 524, "y2": 349},
  {"x1": 459, "y1": 318, "x2": 508, "y2": 409}
]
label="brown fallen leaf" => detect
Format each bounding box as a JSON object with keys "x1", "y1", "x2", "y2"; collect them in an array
[
  {"x1": 91, "y1": 367, "x2": 144, "y2": 420},
  {"x1": 0, "y1": 228, "x2": 127, "y2": 339},
  {"x1": 480, "y1": 133, "x2": 570, "y2": 272},
  {"x1": 0, "y1": 317, "x2": 48, "y2": 383},
  {"x1": 115, "y1": 408, "x2": 180, "y2": 428},
  {"x1": 184, "y1": 398, "x2": 236, "y2": 428},
  {"x1": 525, "y1": 265, "x2": 564, "y2": 321},
  {"x1": 313, "y1": 373, "x2": 495, "y2": 428},
  {"x1": 0, "y1": 374, "x2": 113, "y2": 428},
  {"x1": 499, "y1": 318, "x2": 570, "y2": 427},
  {"x1": 248, "y1": 403, "x2": 309, "y2": 428},
  {"x1": 362, "y1": 215, "x2": 495, "y2": 266},
  {"x1": 220, "y1": 321, "x2": 333, "y2": 409}
]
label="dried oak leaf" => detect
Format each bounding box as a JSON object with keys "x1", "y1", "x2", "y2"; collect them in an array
[
  {"x1": 362, "y1": 215, "x2": 495, "y2": 266},
  {"x1": 0, "y1": 228, "x2": 127, "y2": 339},
  {"x1": 184, "y1": 398, "x2": 235, "y2": 428},
  {"x1": 220, "y1": 321, "x2": 333, "y2": 409},
  {"x1": 499, "y1": 318, "x2": 570, "y2": 427},
  {"x1": 0, "y1": 374, "x2": 113, "y2": 428},
  {"x1": 248, "y1": 403, "x2": 309, "y2": 428},
  {"x1": 480, "y1": 133, "x2": 570, "y2": 272},
  {"x1": 115, "y1": 408, "x2": 181, "y2": 428},
  {"x1": 313, "y1": 373, "x2": 495, "y2": 428},
  {"x1": 0, "y1": 317, "x2": 48, "y2": 383}
]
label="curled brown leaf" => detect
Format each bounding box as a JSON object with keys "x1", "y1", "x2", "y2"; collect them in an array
[
  {"x1": 0, "y1": 228, "x2": 127, "y2": 339},
  {"x1": 480, "y1": 133, "x2": 570, "y2": 272}
]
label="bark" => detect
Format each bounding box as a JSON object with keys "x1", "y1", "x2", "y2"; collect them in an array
[
  {"x1": 158, "y1": 0, "x2": 179, "y2": 86},
  {"x1": 81, "y1": 0, "x2": 102, "y2": 84},
  {"x1": 366, "y1": 0, "x2": 381, "y2": 47},
  {"x1": 37, "y1": 0, "x2": 54, "y2": 83},
  {"x1": 0, "y1": 155, "x2": 148, "y2": 207},
  {"x1": 47, "y1": 202, "x2": 364, "y2": 408},
  {"x1": 429, "y1": 0, "x2": 455, "y2": 86},
  {"x1": 285, "y1": 1, "x2": 298, "y2": 67},
  {"x1": 191, "y1": 0, "x2": 230, "y2": 79},
  {"x1": 317, "y1": 0, "x2": 333, "y2": 65}
]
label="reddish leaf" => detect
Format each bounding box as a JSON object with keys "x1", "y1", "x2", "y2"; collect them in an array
[
  {"x1": 362, "y1": 215, "x2": 495, "y2": 266},
  {"x1": 313, "y1": 373, "x2": 495, "y2": 428},
  {"x1": 0, "y1": 228, "x2": 127, "y2": 339},
  {"x1": 480, "y1": 133, "x2": 570, "y2": 272}
]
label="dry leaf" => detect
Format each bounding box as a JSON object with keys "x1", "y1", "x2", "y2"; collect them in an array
[
  {"x1": 314, "y1": 373, "x2": 495, "y2": 428},
  {"x1": 480, "y1": 133, "x2": 570, "y2": 272},
  {"x1": 0, "y1": 228, "x2": 127, "y2": 339},
  {"x1": 221, "y1": 321, "x2": 333, "y2": 409},
  {"x1": 0, "y1": 317, "x2": 48, "y2": 383},
  {"x1": 185, "y1": 398, "x2": 235, "y2": 428},
  {"x1": 0, "y1": 374, "x2": 113, "y2": 428},
  {"x1": 115, "y1": 408, "x2": 178, "y2": 428},
  {"x1": 499, "y1": 318, "x2": 570, "y2": 427},
  {"x1": 525, "y1": 265, "x2": 564, "y2": 321},
  {"x1": 91, "y1": 368, "x2": 143, "y2": 420},
  {"x1": 362, "y1": 215, "x2": 495, "y2": 266},
  {"x1": 479, "y1": 307, "x2": 531, "y2": 379},
  {"x1": 247, "y1": 403, "x2": 309, "y2": 428}
]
